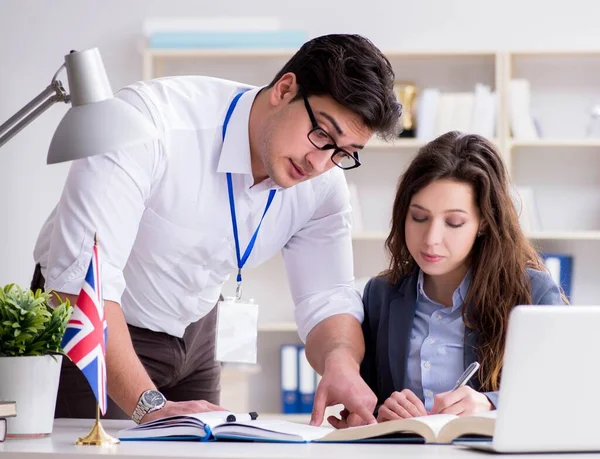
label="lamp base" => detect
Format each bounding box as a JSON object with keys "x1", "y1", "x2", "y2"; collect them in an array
[{"x1": 75, "y1": 419, "x2": 119, "y2": 446}]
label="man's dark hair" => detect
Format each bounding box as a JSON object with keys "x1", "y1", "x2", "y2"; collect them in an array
[{"x1": 268, "y1": 34, "x2": 401, "y2": 140}]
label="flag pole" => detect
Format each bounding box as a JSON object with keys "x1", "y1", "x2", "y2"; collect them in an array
[
  {"x1": 74, "y1": 232, "x2": 119, "y2": 445},
  {"x1": 75, "y1": 403, "x2": 119, "y2": 446}
]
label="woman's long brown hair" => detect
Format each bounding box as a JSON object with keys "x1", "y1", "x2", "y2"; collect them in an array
[{"x1": 382, "y1": 131, "x2": 565, "y2": 391}]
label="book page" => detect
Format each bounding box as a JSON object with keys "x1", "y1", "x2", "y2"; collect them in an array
[
  {"x1": 118, "y1": 423, "x2": 208, "y2": 440},
  {"x1": 318, "y1": 414, "x2": 457, "y2": 443},
  {"x1": 414, "y1": 414, "x2": 460, "y2": 439},
  {"x1": 118, "y1": 411, "x2": 242, "y2": 440},
  {"x1": 213, "y1": 420, "x2": 333, "y2": 442},
  {"x1": 437, "y1": 410, "x2": 497, "y2": 444}
]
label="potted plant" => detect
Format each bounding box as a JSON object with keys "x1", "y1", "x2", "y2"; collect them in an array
[{"x1": 0, "y1": 284, "x2": 71, "y2": 437}]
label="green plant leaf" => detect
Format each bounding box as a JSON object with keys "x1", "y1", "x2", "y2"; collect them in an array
[{"x1": 0, "y1": 284, "x2": 72, "y2": 356}]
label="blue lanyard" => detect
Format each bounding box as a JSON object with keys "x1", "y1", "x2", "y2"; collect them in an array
[{"x1": 223, "y1": 92, "x2": 277, "y2": 289}]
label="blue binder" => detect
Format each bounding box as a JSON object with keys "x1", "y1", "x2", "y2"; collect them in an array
[
  {"x1": 280, "y1": 344, "x2": 299, "y2": 414},
  {"x1": 541, "y1": 253, "x2": 573, "y2": 300},
  {"x1": 297, "y1": 345, "x2": 316, "y2": 414}
]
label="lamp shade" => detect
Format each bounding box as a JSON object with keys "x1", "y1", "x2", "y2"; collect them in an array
[
  {"x1": 47, "y1": 48, "x2": 157, "y2": 164},
  {"x1": 47, "y1": 98, "x2": 158, "y2": 164}
]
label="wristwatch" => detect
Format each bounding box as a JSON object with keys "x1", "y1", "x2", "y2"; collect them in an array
[{"x1": 131, "y1": 389, "x2": 167, "y2": 424}]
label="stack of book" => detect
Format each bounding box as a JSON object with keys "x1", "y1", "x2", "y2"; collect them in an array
[
  {"x1": 415, "y1": 83, "x2": 496, "y2": 140},
  {"x1": 509, "y1": 79, "x2": 539, "y2": 139},
  {"x1": 143, "y1": 17, "x2": 307, "y2": 50},
  {"x1": 0, "y1": 401, "x2": 17, "y2": 442}
]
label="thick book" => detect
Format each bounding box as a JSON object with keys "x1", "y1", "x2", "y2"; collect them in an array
[
  {"x1": 0, "y1": 401, "x2": 16, "y2": 418},
  {"x1": 118, "y1": 411, "x2": 496, "y2": 444},
  {"x1": 0, "y1": 418, "x2": 6, "y2": 442},
  {"x1": 324, "y1": 411, "x2": 496, "y2": 444}
]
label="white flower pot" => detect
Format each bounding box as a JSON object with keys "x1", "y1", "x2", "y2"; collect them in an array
[{"x1": 0, "y1": 355, "x2": 62, "y2": 437}]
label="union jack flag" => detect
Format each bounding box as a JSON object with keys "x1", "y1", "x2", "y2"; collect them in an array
[{"x1": 60, "y1": 237, "x2": 108, "y2": 415}]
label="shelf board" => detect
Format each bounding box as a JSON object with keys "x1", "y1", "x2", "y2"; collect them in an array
[
  {"x1": 352, "y1": 231, "x2": 388, "y2": 241},
  {"x1": 383, "y1": 50, "x2": 496, "y2": 58},
  {"x1": 365, "y1": 137, "x2": 499, "y2": 150},
  {"x1": 510, "y1": 49, "x2": 600, "y2": 57},
  {"x1": 353, "y1": 231, "x2": 600, "y2": 241},
  {"x1": 511, "y1": 139, "x2": 600, "y2": 148},
  {"x1": 145, "y1": 48, "x2": 497, "y2": 59},
  {"x1": 527, "y1": 231, "x2": 600, "y2": 240},
  {"x1": 258, "y1": 322, "x2": 297, "y2": 332},
  {"x1": 146, "y1": 48, "x2": 298, "y2": 59},
  {"x1": 366, "y1": 138, "x2": 426, "y2": 149},
  {"x1": 221, "y1": 364, "x2": 262, "y2": 375}
]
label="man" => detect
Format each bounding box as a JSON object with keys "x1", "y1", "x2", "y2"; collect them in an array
[{"x1": 32, "y1": 34, "x2": 401, "y2": 428}]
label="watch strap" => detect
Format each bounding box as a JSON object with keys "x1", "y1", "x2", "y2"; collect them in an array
[{"x1": 132, "y1": 400, "x2": 150, "y2": 424}]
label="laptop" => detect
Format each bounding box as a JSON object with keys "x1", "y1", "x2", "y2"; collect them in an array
[{"x1": 457, "y1": 305, "x2": 600, "y2": 453}]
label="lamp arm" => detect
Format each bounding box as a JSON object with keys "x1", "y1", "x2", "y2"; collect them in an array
[{"x1": 0, "y1": 79, "x2": 69, "y2": 148}]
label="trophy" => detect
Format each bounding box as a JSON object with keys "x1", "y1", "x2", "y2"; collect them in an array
[{"x1": 394, "y1": 82, "x2": 418, "y2": 138}]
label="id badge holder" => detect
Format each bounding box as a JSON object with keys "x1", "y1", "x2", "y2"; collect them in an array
[{"x1": 215, "y1": 295, "x2": 259, "y2": 364}]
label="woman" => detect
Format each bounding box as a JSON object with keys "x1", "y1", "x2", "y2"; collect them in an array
[{"x1": 360, "y1": 131, "x2": 566, "y2": 423}]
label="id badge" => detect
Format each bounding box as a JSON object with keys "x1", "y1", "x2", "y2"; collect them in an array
[{"x1": 215, "y1": 296, "x2": 259, "y2": 364}]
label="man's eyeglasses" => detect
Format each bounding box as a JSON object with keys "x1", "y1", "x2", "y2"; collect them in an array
[{"x1": 300, "y1": 88, "x2": 361, "y2": 170}]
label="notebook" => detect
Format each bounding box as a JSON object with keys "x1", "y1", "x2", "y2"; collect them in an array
[
  {"x1": 117, "y1": 410, "x2": 496, "y2": 444},
  {"x1": 458, "y1": 306, "x2": 600, "y2": 453}
]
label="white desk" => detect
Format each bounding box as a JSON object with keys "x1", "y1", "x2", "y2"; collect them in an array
[{"x1": 0, "y1": 419, "x2": 598, "y2": 459}]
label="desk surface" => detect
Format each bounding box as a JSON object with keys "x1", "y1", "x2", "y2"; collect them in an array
[{"x1": 0, "y1": 419, "x2": 598, "y2": 459}]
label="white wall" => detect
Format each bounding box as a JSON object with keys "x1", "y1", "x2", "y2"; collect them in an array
[
  {"x1": 4, "y1": 0, "x2": 600, "y2": 414},
  {"x1": 2, "y1": 0, "x2": 600, "y2": 286}
]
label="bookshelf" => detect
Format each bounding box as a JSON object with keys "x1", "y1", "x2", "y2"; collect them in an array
[
  {"x1": 506, "y1": 50, "x2": 600, "y2": 313},
  {"x1": 141, "y1": 48, "x2": 500, "y2": 80},
  {"x1": 141, "y1": 46, "x2": 600, "y2": 414}
]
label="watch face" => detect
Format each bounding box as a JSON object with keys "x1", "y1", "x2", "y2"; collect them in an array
[{"x1": 142, "y1": 390, "x2": 165, "y2": 408}]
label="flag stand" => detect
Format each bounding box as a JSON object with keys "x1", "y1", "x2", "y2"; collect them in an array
[{"x1": 75, "y1": 403, "x2": 119, "y2": 446}]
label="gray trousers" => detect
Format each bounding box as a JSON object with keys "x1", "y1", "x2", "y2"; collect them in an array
[
  {"x1": 33, "y1": 263, "x2": 221, "y2": 419},
  {"x1": 54, "y1": 307, "x2": 220, "y2": 419}
]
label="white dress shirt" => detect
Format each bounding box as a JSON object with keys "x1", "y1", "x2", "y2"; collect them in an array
[{"x1": 33, "y1": 76, "x2": 363, "y2": 340}]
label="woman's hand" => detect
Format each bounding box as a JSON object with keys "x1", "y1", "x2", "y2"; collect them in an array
[
  {"x1": 430, "y1": 386, "x2": 492, "y2": 416},
  {"x1": 377, "y1": 389, "x2": 428, "y2": 422}
]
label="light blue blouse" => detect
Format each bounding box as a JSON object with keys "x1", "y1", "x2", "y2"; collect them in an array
[{"x1": 405, "y1": 270, "x2": 471, "y2": 411}]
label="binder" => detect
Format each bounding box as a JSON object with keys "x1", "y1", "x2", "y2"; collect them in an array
[
  {"x1": 542, "y1": 253, "x2": 573, "y2": 300},
  {"x1": 298, "y1": 346, "x2": 316, "y2": 414},
  {"x1": 280, "y1": 345, "x2": 299, "y2": 414}
]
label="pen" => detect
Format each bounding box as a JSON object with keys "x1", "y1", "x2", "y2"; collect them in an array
[{"x1": 452, "y1": 361, "x2": 480, "y2": 391}]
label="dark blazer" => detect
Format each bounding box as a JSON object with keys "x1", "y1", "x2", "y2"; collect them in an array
[{"x1": 360, "y1": 268, "x2": 564, "y2": 410}]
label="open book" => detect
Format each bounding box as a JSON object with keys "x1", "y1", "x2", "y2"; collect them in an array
[
  {"x1": 118, "y1": 410, "x2": 496, "y2": 444},
  {"x1": 118, "y1": 412, "x2": 332, "y2": 443},
  {"x1": 324, "y1": 410, "x2": 496, "y2": 444}
]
